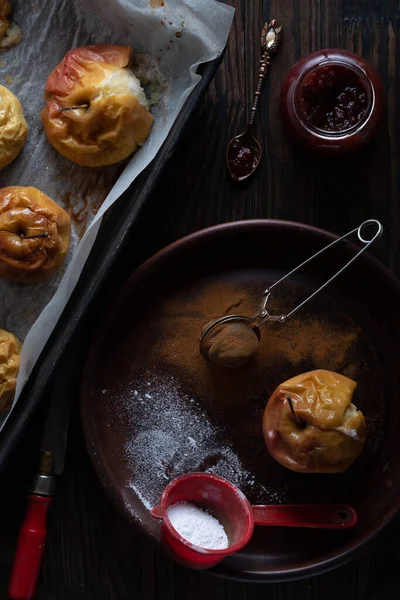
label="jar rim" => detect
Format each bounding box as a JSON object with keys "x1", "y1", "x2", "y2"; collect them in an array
[{"x1": 293, "y1": 59, "x2": 375, "y2": 139}]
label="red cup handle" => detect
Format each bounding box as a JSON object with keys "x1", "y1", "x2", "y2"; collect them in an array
[
  {"x1": 8, "y1": 494, "x2": 53, "y2": 600},
  {"x1": 252, "y1": 504, "x2": 357, "y2": 529}
]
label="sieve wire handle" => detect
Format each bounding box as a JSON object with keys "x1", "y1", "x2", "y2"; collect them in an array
[{"x1": 255, "y1": 219, "x2": 383, "y2": 326}]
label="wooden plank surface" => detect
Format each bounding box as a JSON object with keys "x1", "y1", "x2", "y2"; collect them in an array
[{"x1": 1, "y1": 0, "x2": 400, "y2": 598}]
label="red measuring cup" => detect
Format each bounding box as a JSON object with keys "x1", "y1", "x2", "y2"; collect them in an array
[{"x1": 151, "y1": 472, "x2": 357, "y2": 570}]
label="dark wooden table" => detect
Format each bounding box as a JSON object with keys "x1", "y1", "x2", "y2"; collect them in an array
[{"x1": 2, "y1": 0, "x2": 400, "y2": 598}]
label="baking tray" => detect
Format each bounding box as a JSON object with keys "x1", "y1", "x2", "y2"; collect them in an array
[{"x1": 0, "y1": 54, "x2": 224, "y2": 472}]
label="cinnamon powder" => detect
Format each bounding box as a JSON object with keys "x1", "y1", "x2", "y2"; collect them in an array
[
  {"x1": 151, "y1": 280, "x2": 359, "y2": 409},
  {"x1": 202, "y1": 321, "x2": 260, "y2": 367}
]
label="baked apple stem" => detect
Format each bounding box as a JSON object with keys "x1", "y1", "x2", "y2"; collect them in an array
[
  {"x1": 286, "y1": 394, "x2": 305, "y2": 428},
  {"x1": 60, "y1": 104, "x2": 89, "y2": 112},
  {"x1": 23, "y1": 233, "x2": 49, "y2": 239},
  {"x1": 0, "y1": 231, "x2": 49, "y2": 239}
]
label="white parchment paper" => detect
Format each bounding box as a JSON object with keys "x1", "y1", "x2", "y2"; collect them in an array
[{"x1": 0, "y1": 0, "x2": 234, "y2": 420}]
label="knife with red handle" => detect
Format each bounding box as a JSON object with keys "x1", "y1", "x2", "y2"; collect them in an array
[
  {"x1": 8, "y1": 453, "x2": 55, "y2": 600},
  {"x1": 9, "y1": 355, "x2": 74, "y2": 600}
]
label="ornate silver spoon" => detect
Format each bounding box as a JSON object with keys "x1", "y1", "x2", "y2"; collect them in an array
[{"x1": 226, "y1": 19, "x2": 283, "y2": 182}]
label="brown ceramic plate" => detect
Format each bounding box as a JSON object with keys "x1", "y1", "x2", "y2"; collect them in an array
[{"x1": 80, "y1": 220, "x2": 400, "y2": 582}]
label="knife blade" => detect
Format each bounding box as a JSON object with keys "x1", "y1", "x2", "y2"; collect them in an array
[
  {"x1": 39, "y1": 356, "x2": 75, "y2": 476},
  {"x1": 9, "y1": 348, "x2": 77, "y2": 600}
]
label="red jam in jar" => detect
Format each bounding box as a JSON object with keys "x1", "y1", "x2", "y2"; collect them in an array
[
  {"x1": 280, "y1": 49, "x2": 385, "y2": 155},
  {"x1": 299, "y1": 64, "x2": 369, "y2": 132}
]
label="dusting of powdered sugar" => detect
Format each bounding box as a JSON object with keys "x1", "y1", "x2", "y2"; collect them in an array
[{"x1": 122, "y1": 373, "x2": 270, "y2": 510}]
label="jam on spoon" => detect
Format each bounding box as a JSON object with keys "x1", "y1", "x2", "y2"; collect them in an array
[
  {"x1": 226, "y1": 19, "x2": 282, "y2": 182},
  {"x1": 227, "y1": 135, "x2": 261, "y2": 182}
]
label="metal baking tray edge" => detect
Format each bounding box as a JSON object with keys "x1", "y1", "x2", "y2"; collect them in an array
[{"x1": 0, "y1": 53, "x2": 225, "y2": 472}]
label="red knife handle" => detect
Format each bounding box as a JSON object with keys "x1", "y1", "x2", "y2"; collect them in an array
[{"x1": 8, "y1": 494, "x2": 53, "y2": 600}]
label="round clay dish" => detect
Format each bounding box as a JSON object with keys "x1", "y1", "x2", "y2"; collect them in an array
[{"x1": 81, "y1": 220, "x2": 400, "y2": 581}]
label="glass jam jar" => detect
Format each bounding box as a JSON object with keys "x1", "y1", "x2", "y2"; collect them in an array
[{"x1": 280, "y1": 49, "x2": 385, "y2": 155}]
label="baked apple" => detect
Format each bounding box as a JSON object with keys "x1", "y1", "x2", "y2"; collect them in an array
[
  {"x1": 0, "y1": 0, "x2": 10, "y2": 40},
  {"x1": 0, "y1": 85, "x2": 28, "y2": 169},
  {"x1": 262, "y1": 369, "x2": 366, "y2": 473},
  {"x1": 0, "y1": 328, "x2": 21, "y2": 412},
  {"x1": 0, "y1": 0, "x2": 21, "y2": 51},
  {"x1": 41, "y1": 45, "x2": 154, "y2": 167},
  {"x1": 0, "y1": 186, "x2": 71, "y2": 282}
]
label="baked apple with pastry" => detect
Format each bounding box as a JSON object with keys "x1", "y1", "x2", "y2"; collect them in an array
[
  {"x1": 0, "y1": 328, "x2": 21, "y2": 411},
  {"x1": 0, "y1": 186, "x2": 71, "y2": 283},
  {"x1": 41, "y1": 44, "x2": 154, "y2": 167},
  {"x1": 0, "y1": 85, "x2": 27, "y2": 169},
  {"x1": 262, "y1": 369, "x2": 366, "y2": 473}
]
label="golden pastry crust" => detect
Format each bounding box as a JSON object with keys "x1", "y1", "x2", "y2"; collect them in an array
[
  {"x1": 0, "y1": 328, "x2": 21, "y2": 412},
  {"x1": 41, "y1": 44, "x2": 154, "y2": 167},
  {"x1": 262, "y1": 369, "x2": 366, "y2": 473},
  {"x1": 0, "y1": 85, "x2": 28, "y2": 169},
  {"x1": 0, "y1": 186, "x2": 71, "y2": 283}
]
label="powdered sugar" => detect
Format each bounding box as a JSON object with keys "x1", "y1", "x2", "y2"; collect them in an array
[
  {"x1": 123, "y1": 373, "x2": 270, "y2": 510},
  {"x1": 167, "y1": 502, "x2": 228, "y2": 550},
  {"x1": 129, "y1": 483, "x2": 153, "y2": 511}
]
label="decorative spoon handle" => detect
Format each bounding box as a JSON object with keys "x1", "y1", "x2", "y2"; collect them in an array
[{"x1": 248, "y1": 20, "x2": 283, "y2": 130}]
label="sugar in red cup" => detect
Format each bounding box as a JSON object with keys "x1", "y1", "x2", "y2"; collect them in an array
[
  {"x1": 151, "y1": 472, "x2": 357, "y2": 570},
  {"x1": 151, "y1": 473, "x2": 254, "y2": 570}
]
